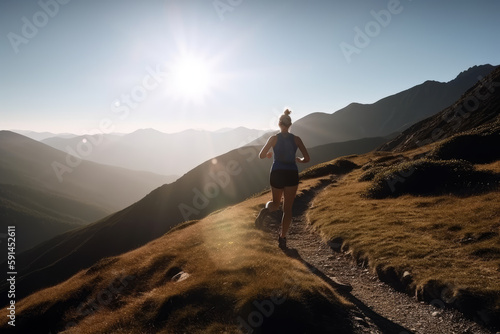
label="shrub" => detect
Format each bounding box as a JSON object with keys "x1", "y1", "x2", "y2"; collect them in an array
[
  {"x1": 365, "y1": 158, "x2": 499, "y2": 198},
  {"x1": 358, "y1": 166, "x2": 385, "y2": 182},
  {"x1": 430, "y1": 131, "x2": 500, "y2": 164},
  {"x1": 301, "y1": 158, "x2": 359, "y2": 180}
]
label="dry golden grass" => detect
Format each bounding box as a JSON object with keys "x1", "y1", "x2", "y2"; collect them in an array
[
  {"x1": 0, "y1": 180, "x2": 352, "y2": 334},
  {"x1": 307, "y1": 153, "x2": 500, "y2": 322}
]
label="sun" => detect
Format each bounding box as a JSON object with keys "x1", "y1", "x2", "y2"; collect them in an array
[{"x1": 170, "y1": 55, "x2": 213, "y2": 101}]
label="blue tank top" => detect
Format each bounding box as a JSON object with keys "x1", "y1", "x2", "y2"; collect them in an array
[{"x1": 272, "y1": 133, "x2": 298, "y2": 171}]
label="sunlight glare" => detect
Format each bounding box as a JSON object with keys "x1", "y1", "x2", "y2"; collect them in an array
[{"x1": 170, "y1": 55, "x2": 213, "y2": 101}]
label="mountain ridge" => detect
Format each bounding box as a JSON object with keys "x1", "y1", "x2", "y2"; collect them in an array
[
  {"x1": 286, "y1": 64, "x2": 497, "y2": 147},
  {"x1": 41, "y1": 127, "x2": 266, "y2": 176},
  {"x1": 0, "y1": 131, "x2": 176, "y2": 252},
  {"x1": 0, "y1": 135, "x2": 387, "y2": 302},
  {"x1": 378, "y1": 65, "x2": 500, "y2": 152}
]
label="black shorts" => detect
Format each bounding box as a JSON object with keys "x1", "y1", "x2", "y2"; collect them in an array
[{"x1": 270, "y1": 169, "x2": 299, "y2": 189}]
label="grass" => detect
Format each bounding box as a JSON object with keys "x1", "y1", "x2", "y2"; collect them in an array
[
  {"x1": 365, "y1": 158, "x2": 499, "y2": 198},
  {"x1": 300, "y1": 157, "x2": 359, "y2": 180},
  {"x1": 306, "y1": 152, "x2": 500, "y2": 327},
  {"x1": 0, "y1": 180, "x2": 353, "y2": 334}
]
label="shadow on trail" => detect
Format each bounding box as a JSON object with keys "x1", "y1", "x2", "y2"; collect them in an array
[
  {"x1": 284, "y1": 247, "x2": 414, "y2": 334},
  {"x1": 270, "y1": 176, "x2": 414, "y2": 334}
]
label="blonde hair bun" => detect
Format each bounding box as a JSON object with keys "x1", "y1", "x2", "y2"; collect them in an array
[{"x1": 279, "y1": 109, "x2": 293, "y2": 127}]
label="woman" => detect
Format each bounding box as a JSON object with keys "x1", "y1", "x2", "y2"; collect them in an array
[{"x1": 255, "y1": 109, "x2": 310, "y2": 249}]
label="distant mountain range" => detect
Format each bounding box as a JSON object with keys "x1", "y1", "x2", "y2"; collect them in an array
[
  {"x1": 379, "y1": 66, "x2": 500, "y2": 152},
  {"x1": 12, "y1": 130, "x2": 78, "y2": 141},
  {"x1": 0, "y1": 131, "x2": 176, "y2": 254},
  {"x1": 40, "y1": 127, "x2": 266, "y2": 176},
  {"x1": 0, "y1": 134, "x2": 387, "y2": 302},
  {"x1": 285, "y1": 64, "x2": 498, "y2": 148},
  {"x1": 1, "y1": 63, "x2": 498, "y2": 305},
  {"x1": 3, "y1": 62, "x2": 500, "y2": 333}
]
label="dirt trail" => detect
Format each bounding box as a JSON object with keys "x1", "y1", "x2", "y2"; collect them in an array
[{"x1": 260, "y1": 177, "x2": 495, "y2": 334}]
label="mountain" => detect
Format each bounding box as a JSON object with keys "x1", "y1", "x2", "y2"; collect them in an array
[
  {"x1": 0, "y1": 131, "x2": 175, "y2": 211},
  {"x1": 0, "y1": 133, "x2": 387, "y2": 303},
  {"x1": 41, "y1": 127, "x2": 265, "y2": 176},
  {"x1": 11, "y1": 130, "x2": 77, "y2": 141},
  {"x1": 0, "y1": 185, "x2": 355, "y2": 333},
  {"x1": 2, "y1": 136, "x2": 498, "y2": 333},
  {"x1": 285, "y1": 64, "x2": 498, "y2": 148},
  {"x1": 378, "y1": 66, "x2": 500, "y2": 152},
  {"x1": 0, "y1": 131, "x2": 176, "y2": 252},
  {"x1": 0, "y1": 184, "x2": 106, "y2": 256}
]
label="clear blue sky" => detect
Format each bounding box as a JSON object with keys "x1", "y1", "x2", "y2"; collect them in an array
[{"x1": 1, "y1": 0, "x2": 499, "y2": 134}]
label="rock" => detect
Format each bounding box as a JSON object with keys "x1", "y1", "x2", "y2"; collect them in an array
[
  {"x1": 171, "y1": 271, "x2": 190, "y2": 282},
  {"x1": 432, "y1": 311, "x2": 440, "y2": 317}
]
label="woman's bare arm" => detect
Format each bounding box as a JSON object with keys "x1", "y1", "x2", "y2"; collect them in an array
[
  {"x1": 259, "y1": 135, "x2": 277, "y2": 159},
  {"x1": 294, "y1": 136, "x2": 310, "y2": 163}
]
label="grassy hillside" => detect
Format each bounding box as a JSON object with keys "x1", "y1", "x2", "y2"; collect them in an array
[
  {"x1": 2, "y1": 136, "x2": 385, "y2": 304},
  {"x1": 305, "y1": 138, "x2": 500, "y2": 327},
  {"x1": 0, "y1": 131, "x2": 176, "y2": 252},
  {"x1": 0, "y1": 179, "x2": 354, "y2": 333},
  {"x1": 0, "y1": 183, "x2": 107, "y2": 256}
]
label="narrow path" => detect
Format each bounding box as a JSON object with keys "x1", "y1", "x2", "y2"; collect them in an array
[{"x1": 261, "y1": 177, "x2": 495, "y2": 334}]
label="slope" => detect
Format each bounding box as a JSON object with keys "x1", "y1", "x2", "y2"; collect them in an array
[
  {"x1": 378, "y1": 65, "x2": 500, "y2": 152},
  {"x1": 0, "y1": 179, "x2": 354, "y2": 334},
  {"x1": 0, "y1": 184, "x2": 106, "y2": 257},
  {"x1": 0, "y1": 135, "x2": 386, "y2": 303},
  {"x1": 0, "y1": 131, "x2": 176, "y2": 212},
  {"x1": 302, "y1": 119, "x2": 500, "y2": 329},
  {"x1": 0, "y1": 131, "x2": 178, "y2": 252},
  {"x1": 289, "y1": 64, "x2": 497, "y2": 147}
]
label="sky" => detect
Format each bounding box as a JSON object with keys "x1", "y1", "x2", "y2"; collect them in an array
[{"x1": 1, "y1": 0, "x2": 499, "y2": 135}]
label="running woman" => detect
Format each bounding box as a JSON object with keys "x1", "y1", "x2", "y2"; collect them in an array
[{"x1": 255, "y1": 109, "x2": 310, "y2": 249}]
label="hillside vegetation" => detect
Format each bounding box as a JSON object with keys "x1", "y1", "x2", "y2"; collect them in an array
[
  {"x1": 306, "y1": 130, "x2": 500, "y2": 328},
  {"x1": 2, "y1": 136, "x2": 385, "y2": 303},
  {"x1": 0, "y1": 179, "x2": 354, "y2": 333},
  {"x1": 0, "y1": 184, "x2": 103, "y2": 256}
]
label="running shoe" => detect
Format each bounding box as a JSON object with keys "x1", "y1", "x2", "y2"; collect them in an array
[{"x1": 255, "y1": 207, "x2": 269, "y2": 229}]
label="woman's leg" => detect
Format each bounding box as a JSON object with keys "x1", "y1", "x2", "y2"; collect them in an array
[
  {"x1": 266, "y1": 186, "x2": 283, "y2": 212},
  {"x1": 255, "y1": 187, "x2": 283, "y2": 228},
  {"x1": 280, "y1": 185, "x2": 298, "y2": 238}
]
